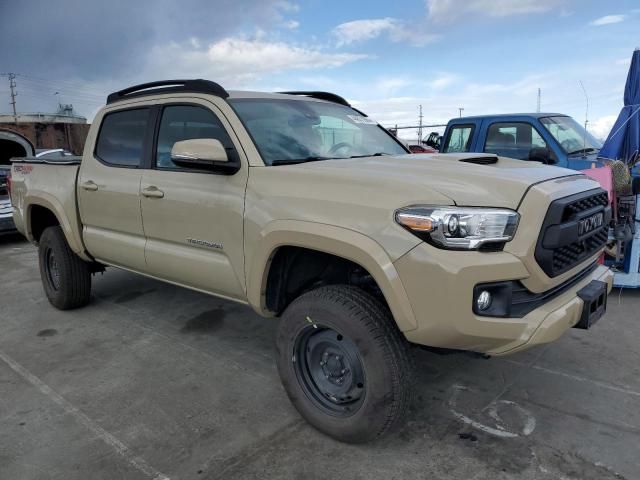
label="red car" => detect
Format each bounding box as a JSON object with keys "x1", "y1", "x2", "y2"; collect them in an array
[{"x1": 408, "y1": 144, "x2": 438, "y2": 154}]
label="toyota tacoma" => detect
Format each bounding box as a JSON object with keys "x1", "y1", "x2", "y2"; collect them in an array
[{"x1": 9, "y1": 79, "x2": 613, "y2": 443}]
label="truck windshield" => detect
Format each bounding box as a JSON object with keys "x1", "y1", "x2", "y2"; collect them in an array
[
  {"x1": 539, "y1": 116, "x2": 602, "y2": 155},
  {"x1": 229, "y1": 98, "x2": 407, "y2": 165}
]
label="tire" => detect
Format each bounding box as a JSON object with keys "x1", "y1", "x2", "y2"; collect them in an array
[
  {"x1": 38, "y1": 226, "x2": 91, "y2": 310},
  {"x1": 276, "y1": 285, "x2": 413, "y2": 443}
]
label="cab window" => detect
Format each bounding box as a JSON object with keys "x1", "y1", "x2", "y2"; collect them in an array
[
  {"x1": 95, "y1": 108, "x2": 150, "y2": 167},
  {"x1": 155, "y1": 105, "x2": 234, "y2": 170},
  {"x1": 484, "y1": 122, "x2": 548, "y2": 160},
  {"x1": 443, "y1": 125, "x2": 473, "y2": 153}
]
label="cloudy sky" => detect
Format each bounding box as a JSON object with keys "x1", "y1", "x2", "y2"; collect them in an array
[{"x1": 1, "y1": 0, "x2": 638, "y2": 140}]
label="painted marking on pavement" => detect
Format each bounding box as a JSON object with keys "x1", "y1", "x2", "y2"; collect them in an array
[
  {"x1": 0, "y1": 347, "x2": 170, "y2": 480},
  {"x1": 449, "y1": 384, "x2": 536, "y2": 438}
]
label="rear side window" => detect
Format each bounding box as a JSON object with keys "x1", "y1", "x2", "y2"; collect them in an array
[
  {"x1": 95, "y1": 108, "x2": 149, "y2": 167},
  {"x1": 443, "y1": 125, "x2": 473, "y2": 153},
  {"x1": 484, "y1": 122, "x2": 547, "y2": 160}
]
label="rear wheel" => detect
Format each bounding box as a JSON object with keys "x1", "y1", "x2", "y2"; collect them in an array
[
  {"x1": 38, "y1": 226, "x2": 91, "y2": 310},
  {"x1": 276, "y1": 285, "x2": 413, "y2": 443}
]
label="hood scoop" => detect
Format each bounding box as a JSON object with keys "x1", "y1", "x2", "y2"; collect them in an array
[{"x1": 459, "y1": 156, "x2": 498, "y2": 165}]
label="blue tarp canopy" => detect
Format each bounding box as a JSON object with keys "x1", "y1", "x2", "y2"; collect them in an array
[{"x1": 599, "y1": 49, "x2": 640, "y2": 165}]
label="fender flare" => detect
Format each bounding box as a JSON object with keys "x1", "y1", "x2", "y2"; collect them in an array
[
  {"x1": 24, "y1": 192, "x2": 90, "y2": 261},
  {"x1": 246, "y1": 220, "x2": 417, "y2": 332}
]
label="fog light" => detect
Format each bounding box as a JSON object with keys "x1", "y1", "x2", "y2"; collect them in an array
[{"x1": 476, "y1": 290, "x2": 492, "y2": 311}]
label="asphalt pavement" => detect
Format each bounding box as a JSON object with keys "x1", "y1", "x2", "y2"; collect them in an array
[{"x1": 1, "y1": 233, "x2": 638, "y2": 479}]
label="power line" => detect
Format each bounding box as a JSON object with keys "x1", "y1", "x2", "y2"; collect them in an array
[
  {"x1": 17, "y1": 80, "x2": 106, "y2": 101},
  {"x1": 16, "y1": 74, "x2": 108, "y2": 96}
]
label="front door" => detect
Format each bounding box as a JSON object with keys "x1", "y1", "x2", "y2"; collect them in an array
[
  {"x1": 77, "y1": 107, "x2": 151, "y2": 271},
  {"x1": 140, "y1": 102, "x2": 248, "y2": 300}
]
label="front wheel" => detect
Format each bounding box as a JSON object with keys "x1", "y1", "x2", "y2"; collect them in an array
[
  {"x1": 276, "y1": 285, "x2": 413, "y2": 443},
  {"x1": 38, "y1": 226, "x2": 91, "y2": 310}
]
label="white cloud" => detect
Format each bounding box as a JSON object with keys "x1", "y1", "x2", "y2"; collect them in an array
[
  {"x1": 347, "y1": 61, "x2": 627, "y2": 144},
  {"x1": 332, "y1": 18, "x2": 397, "y2": 46},
  {"x1": 275, "y1": 1, "x2": 299, "y2": 13},
  {"x1": 146, "y1": 37, "x2": 369, "y2": 85},
  {"x1": 427, "y1": 0, "x2": 564, "y2": 23},
  {"x1": 374, "y1": 77, "x2": 414, "y2": 97},
  {"x1": 428, "y1": 73, "x2": 458, "y2": 90},
  {"x1": 589, "y1": 115, "x2": 617, "y2": 141},
  {"x1": 283, "y1": 19, "x2": 299, "y2": 29},
  {"x1": 589, "y1": 14, "x2": 627, "y2": 26},
  {"x1": 332, "y1": 18, "x2": 438, "y2": 47}
]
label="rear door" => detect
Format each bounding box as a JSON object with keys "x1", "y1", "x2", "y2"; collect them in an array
[
  {"x1": 140, "y1": 100, "x2": 248, "y2": 299},
  {"x1": 77, "y1": 107, "x2": 151, "y2": 271}
]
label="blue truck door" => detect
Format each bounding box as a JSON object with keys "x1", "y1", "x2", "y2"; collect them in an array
[{"x1": 478, "y1": 117, "x2": 561, "y2": 165}]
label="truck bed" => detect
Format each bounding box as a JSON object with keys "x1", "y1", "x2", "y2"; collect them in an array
[{"x1": 10, "y1": 158, "x2": 86, "y2": 257}]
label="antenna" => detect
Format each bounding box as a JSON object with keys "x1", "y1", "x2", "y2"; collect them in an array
[{"x1": 579, "y1": 80, "x2": 589, "y2": 152}]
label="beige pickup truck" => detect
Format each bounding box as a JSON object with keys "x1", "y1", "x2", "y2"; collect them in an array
[{"x1": 9, "y1": 79, "x2": 613, "y2": 443}]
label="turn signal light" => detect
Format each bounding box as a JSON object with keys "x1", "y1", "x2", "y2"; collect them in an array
[{"x1": 396, "y1": 212, "x2": 435, "y2": 232}]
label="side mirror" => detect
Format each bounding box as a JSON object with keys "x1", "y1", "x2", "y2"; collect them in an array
[
  {"x1": 171, "y1": 138, "x2": 229, "y2": 169},
  {"x1": 529, "y1": 147, "x2": 554, "y2": 164}
]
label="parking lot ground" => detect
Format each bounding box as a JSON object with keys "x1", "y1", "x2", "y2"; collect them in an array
[{"x1": 1, "y1": 233, "x2": 639, "y2": 480}]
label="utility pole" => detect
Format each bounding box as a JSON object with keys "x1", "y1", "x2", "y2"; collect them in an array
[
  {"x1": 417, "y1": 104, "x2": 424, "y2": 143},
  {"x1": 536, "y1": 88, "x2": 541, "y2": 113},
  {"x1": 458, "y1": 107, "x2": 464, "y2": 118},
  {"x1": 8, "y1": 73, "x2": 18, "y2": 124}
]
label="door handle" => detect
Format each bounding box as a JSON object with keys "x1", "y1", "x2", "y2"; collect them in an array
[
  {"x1": 142, "y1": 186, "x2": 164, "y2": 198},
  {"x1": 81, "y1": 181, "x2": 98, "y2": 191}
]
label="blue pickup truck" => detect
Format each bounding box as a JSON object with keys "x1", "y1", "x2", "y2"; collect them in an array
[
  {"x1": 440, "y1": 113, "x2": 604, "y2": 170},
  {"x1": 440, "y1": 112, "x2": 640, "y2": 288}
]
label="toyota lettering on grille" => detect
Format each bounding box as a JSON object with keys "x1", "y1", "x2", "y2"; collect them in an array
[{"x1": 578, "y1": 212, "x2": 604, "y2": 236}]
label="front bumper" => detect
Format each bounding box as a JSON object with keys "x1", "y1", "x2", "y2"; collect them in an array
[{"x1": 393, "y1": 243, "x2": 613, "y2": 356}]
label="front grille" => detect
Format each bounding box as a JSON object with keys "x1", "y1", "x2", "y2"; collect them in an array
[
  {"x1": 561, "y1": 191, "x2": 609, "y2": 221},
  {"x1": 535, "y1": 188, "x2": 611, "y2": 277}
]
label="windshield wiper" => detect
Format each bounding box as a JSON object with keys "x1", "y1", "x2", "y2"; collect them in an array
[
  {"x1": 347, "y1": 152, "x2": 392, "y2": 159},
  {"x1": 271, "y1": 156, "x2": 334, "y2": 166},
  {"x1": 568, "y1": 147, "x2": 599, "y2": 156}
]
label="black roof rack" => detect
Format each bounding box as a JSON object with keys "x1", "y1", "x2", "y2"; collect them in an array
[
  {"x1": 106, "y1": 79, "x2": 229, "y2": 104},
  {"x1": 278, "y1": 91, "x2": 351, "y2": 108}
]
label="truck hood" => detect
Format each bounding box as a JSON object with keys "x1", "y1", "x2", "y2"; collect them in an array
[{"x1": 295, "y1": 153, "x2": 581, "y2": 209}]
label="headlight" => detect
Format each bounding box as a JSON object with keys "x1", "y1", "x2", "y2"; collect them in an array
[{"x1": 395, "y1": 206, "x2": 519, "y2": 250}]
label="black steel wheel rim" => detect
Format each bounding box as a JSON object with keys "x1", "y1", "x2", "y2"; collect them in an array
[
  {"x1": 45, "y1": 247, "x2": 61, "y2": 291},
  {"x1": 293, "y1": 324, "x2": 366, "y2": 417}
]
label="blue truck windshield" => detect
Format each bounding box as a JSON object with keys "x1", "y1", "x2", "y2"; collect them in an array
[{"x1": 540, "y1": 116, "x2": 602, "y2": 155}]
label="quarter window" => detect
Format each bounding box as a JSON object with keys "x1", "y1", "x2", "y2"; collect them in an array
[
  {"x1": 443, "y1": 125, "x2": 473, "y2": 153},
  {"x1": 95, "y1": 108, "x2": 149, "y2": 167},
  {"x1": 484, "y1": 122, "x2": 548, "y2": 160},
  {"x1": 156, "y1": 105, "x2": 234, "y2": 170}
]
